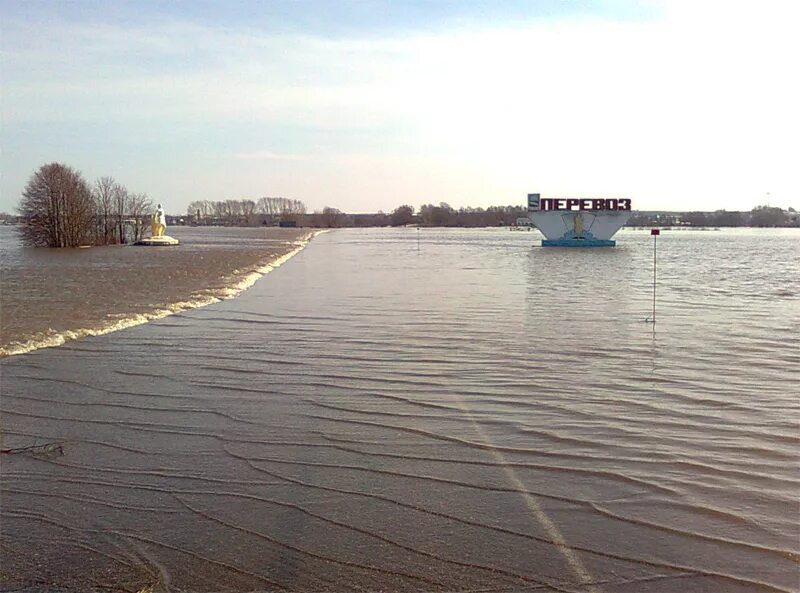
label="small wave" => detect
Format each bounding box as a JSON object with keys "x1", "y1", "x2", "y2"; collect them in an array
[{"x1": 0, "y1": 231, "x2": 322, "y2": 358}]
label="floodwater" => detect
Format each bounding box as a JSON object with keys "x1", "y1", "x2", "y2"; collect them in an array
[
  {"x1": 0, "y1": 225, "x2": 312, "y2": 356},
  {"x1": 1, "y1": 227, "x2": 798, "y2": 592}
]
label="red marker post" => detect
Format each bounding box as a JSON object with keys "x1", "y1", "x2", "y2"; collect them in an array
[{"x1": 649, "y1": 229, "x2": 660, "y2": 323}]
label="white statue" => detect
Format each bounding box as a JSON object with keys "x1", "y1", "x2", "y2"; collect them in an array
[
  {"x1": 151, "y1": 204, "x2": 167, "y2": 237},
  {"x1": 137, "y1": 202, "x2": 178, "y2": 245}
]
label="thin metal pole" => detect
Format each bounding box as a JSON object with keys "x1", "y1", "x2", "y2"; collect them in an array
[{"x1": 652, "y1": 233, "x2": 657, "y2": 323}]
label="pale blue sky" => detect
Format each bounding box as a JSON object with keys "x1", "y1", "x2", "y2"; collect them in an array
[{"x1": 2, "y1": 1, "x2": 797, "y2": 213}]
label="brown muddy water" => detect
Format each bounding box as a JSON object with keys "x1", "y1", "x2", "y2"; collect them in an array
[
  {"x1": 1, "y1": 227, "x2": 798, "y2": 593},
  {"x1": 0, "y1": 226, "x2": 313, "y2": 356}
]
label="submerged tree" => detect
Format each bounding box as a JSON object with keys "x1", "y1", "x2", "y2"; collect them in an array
[
  {"x1": 18, "y1": 163, "x2": 95, "y2": 247},
  {"x1": 127, "y1": 192, "x2": 153, "y2": 242},
  {"x1": 93, "y1": 176, "x2": 118, "y2": 244}
]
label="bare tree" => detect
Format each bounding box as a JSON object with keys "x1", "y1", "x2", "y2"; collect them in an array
[
  {"x1": 187, "y1": 201, "x2": 201, "y2": 219},
  {"x1": 287, "y1": 199, "x2": 306, "y2": 215},
  {"x1": 257, "y1": 197, "x2": 307, "y2": 224},
  {"x1": 320, "y1": 206, "x2": 344, "y2": 228},
  {"x1": 112, "y1": 183, "x2": 130, "y2": 243},
  {"x1": 211, "y1": 200, "x2": 226, "y2": 222},
  {"x1": 223, "y1": 200, "x2": 241, "y2": 224},
  {"x1": 128, "y1": 192, "x2": 153, "y2": 242},
  {"x1": 187, "y1": 200, "x2": 213, "y2": 224},
  {"x1": 18, "y1": 163, "x2": 95, "y2": 247},
  {"x1": 93, "y1": 176, "x2": 117, "y2": 244},
  {"x1": 241, "y1": 199, "x2": 257, "y2": 225},
  {"x1": 257, "y1": 197, "x2": 279, "y2": 217}
]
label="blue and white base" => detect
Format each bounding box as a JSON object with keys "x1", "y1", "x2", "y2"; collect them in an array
[
  {"x1": 527, "y1": 201, "x2": 631, "y2": 248},
  {"x1": 541, "y1": 238, "x2": 616, "y2": 247}
]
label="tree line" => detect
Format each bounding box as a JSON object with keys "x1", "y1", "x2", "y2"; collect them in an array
[
  {"x1": 627, "y1": 206, "x2": 799, "y2": 228},
  {"x1": 178, "y1": 202, "x2": 529, "y2": 228},
  {"x1": 17, "y1": 163, "x2": 152, "y2": 247},
  {"x1": 305, "y1": 204, "x2": 530, "y2": 228},
  {"x1": 186, "y1": 197, "x2": 307, "y2": 225},
  {"x1": 300, "y1": 203, "x2": 799, "y2": 228},
  {"x1": 14, "y1": 162, "x2": 797, "y2": 247}
]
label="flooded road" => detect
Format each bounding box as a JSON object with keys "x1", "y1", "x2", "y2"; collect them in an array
[{"x1": 2, "y1": 228, "x2": 798, "y2": 592}]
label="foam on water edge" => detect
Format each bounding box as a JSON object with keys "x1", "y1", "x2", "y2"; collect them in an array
[{"x1": 0, "y1": 231, "x2": 323, "y2": 358}]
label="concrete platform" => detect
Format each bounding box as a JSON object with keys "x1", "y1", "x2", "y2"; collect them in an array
[
  {"x1": 542, "y1": 238, "x2": 616, "y2": 247},
  {"x1": 135, "y1": 235, "x2": 180, "y2": 246}
]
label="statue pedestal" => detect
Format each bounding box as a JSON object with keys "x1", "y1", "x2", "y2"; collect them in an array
[{"x1": 135, "y1": 235, "x2": 179, "y2": 246}]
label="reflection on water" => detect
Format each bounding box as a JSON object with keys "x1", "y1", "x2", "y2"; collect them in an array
[{"x1": 1, "y1": 228, "x2": 798, "y2": 592}]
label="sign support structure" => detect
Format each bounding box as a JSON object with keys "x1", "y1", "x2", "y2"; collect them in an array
[{"x1": 526, "y1": 193, "x2": 632, "y2": 247}]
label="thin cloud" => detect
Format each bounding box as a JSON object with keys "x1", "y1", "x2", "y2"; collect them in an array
[{"x1": 230, "y1": 151, "x2": 309, "y2": 161}]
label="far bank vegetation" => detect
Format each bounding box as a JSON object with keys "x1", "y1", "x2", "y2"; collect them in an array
[
  {"x1": 18, "y1": 163, "x2": 152, "y2": 247},
  {"x1": 627, "y1": 205, "x2": 799, "y2": 228},
  {"x1": 187, "y1": 197, "x2": 307, "y2": 226},
  {"x1": 181, "y1": 199, "x2": 800, "y2": 229},
  {"x1": 184, "y1": 200, "x2": 527, "y2": 228}
]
